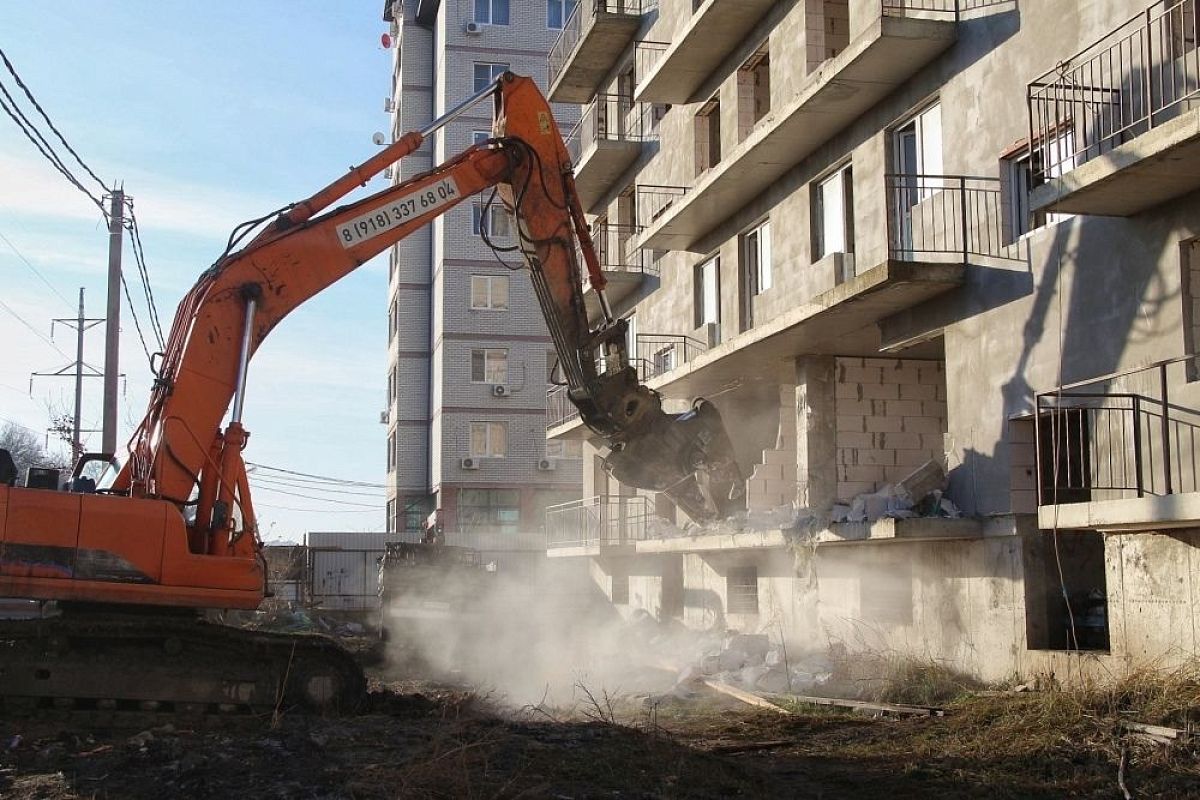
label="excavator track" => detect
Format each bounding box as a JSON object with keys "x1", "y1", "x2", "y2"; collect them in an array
[{"x1": 0, "y1": 609, "x2": 365, "y2": 724}]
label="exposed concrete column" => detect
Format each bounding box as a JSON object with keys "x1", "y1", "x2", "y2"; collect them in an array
[{"x1": 795, "y1": 356, "x2": 838, "y2": 511}]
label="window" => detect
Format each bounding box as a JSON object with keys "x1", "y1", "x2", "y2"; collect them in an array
[
  {"x1": 387, "y1": 368, "x2": 396, "y2": 404},
  {"x1": 736, "y1": 45, "x2": 770, "y2": 139},
  {"x1": 694, "y1": 97, "x2": 721, "y2": 176},
  {"x1": 387, "y1": 430, "x2": 396, "y2": 471},
  {"x1": 726, "y1": 566, "x2": 759, "y2": 614},
  {"x1": 459, "y1": 488, "x2": 519, "y2": 533},
  {"x1": 470, "y1": 348, "x2": 508, "y2": 383},
  {"x1": 386, "y1": 498, "x2": 396, "y2": 533},
  {"x1": 473, "y1": 0, "x2": 509, "y2": 25},
  {"x1": 1025, "y1": 531, "x2": 1109, "y2": 651},
  {"x1": 1003, "y1": 133, "x2": 1075, "y2": 242},
  {"x1": 469, "y1": 421, "x2": 507, "y2": 458},
  {"x1": 473, "y1": 130, "x2": 491, "y2": 146},
  {"x1": 653, "y1": 345, "x2": 676, "y2": 375},
  {"x1": 694, "y1": 256, "x2": 720, "y2": 328},
  {"x1": 894, "y1": 102, "x2": 942, "y2": 181},
  {"x1": 472, "y1": 202, "x2": 512, "y2": 238},
  {"x1": 546, "y1": 439, "x2": 583, "y2": 459},
  {"x1": 388, "y1": 298, "x2": 398, "y2": 341},
  {"x1": 814, "y1": 164, "x2": 854, "y2": 259},
  {"x1": 473, "y1": 62, "x2": 509, "y2": 92},
  {"x1": 402, "y1": 496, "x2": 433, "y2": 532},
  {"x1": 547, "y1": 0, "x2": 578, "y2": 28},
  {"x1": 740, "y1": 220, "x2": 771, "y2": 332},
  {"x1": 470, "y1": 275, "x2": 509, "y2": 309}
]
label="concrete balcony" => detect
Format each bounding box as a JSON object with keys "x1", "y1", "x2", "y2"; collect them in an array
[
  {"x1": 643, "y1": 174, "x2": 1009, "y2": 398},
  {"x1": 581, "y1": 222, "x2": 659, "y2": 322},
  {"x1": 568, "y1": 97, "x2": 657, "y2": 213},
  {"x1": 639, "y1": 10, "x2": 958, "y2": 252},
  {"x1": 548, "y1": 0, "x2": 651, "y2": 103},
  {"x1": 1027, "y1": 0, "x2": 1200, "y2": 216},
  {"x1": 634, "y1": 0, "x2": 778, "y2": 104},
  {"x1": 634, "y1": 516, "x2": 984, "y2": 553},
  {"x1": 1032, "y1": 357, "x2": 1200, "y2": 532},
  {"x1": 546, "y1": 494, "x2": 648, "y2": 557}
]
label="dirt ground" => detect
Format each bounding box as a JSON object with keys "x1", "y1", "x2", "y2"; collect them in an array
[{"x1": 2, "y1": 670, "x2": 1198, "y2": 800}]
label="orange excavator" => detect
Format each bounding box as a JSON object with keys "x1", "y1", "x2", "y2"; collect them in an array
[{"x1": 0, "y1": 74, "x2": 742, "y2": 714}]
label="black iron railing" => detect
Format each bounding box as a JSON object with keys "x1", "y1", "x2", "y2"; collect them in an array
[
  {"x1": 566, "y1": 94, "x2": 657, "y2": 165},
  {"x1": 546, "y1": 494, "x2": 650, "y2": 547},
  {"x1": 1028, "y1": 0, "x2": 1200, "y2": 183},
  {"x1": 548, "y1": 1, "x2": 655, "y2": 88},
  {"x1": 588, "y1": 222, "x2": 653, "y2": 274},
  {"x1": 635, "y1": 184, "x2": 688, "y2": 225},
  {"x1": 882, "y1": 0, "x2": 963, "y2": 19},
  {"x1": 634, "y1": 332, "x2": 706, "y2": 379},
  {"x1": 885, "y1": 174, "x2": 1014, "y2": 262},
  {"x1": 1034, "y1": 355, "x2": 1200, "y2": 505}
]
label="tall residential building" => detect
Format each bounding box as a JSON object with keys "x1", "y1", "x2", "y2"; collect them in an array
[
  {"x1": 544, "y1": 0, "x2": 1200, "y2": 683},
  {"x1": 381, "y1": 0, "x2": 582, "y2": 544}
]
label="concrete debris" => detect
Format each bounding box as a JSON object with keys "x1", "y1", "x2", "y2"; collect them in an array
[
  {"x1": 834, "y1": 460, "x2": 960, "y2": 523},
  {"x1": 688, "y1": 634, "x2": 832, "y2": 697}
]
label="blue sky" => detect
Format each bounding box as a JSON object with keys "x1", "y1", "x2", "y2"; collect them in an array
[{"x1": 0, "y1": 2, "x2": 398, "y2": 540}]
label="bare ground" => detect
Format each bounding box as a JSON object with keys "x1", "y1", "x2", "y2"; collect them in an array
[{"x1": 2, "y1": 675, "x2": 1198, "y2": 799}]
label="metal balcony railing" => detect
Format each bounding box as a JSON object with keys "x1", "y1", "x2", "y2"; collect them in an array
[
  {"x1": 566, "y1": 94, "x2": 657, "y2": 166},
  {"x1": 885, "y1": 174, "x2": 1012, "y2": 262},
  {"x1": 881, "y1": 0, "x2": 963, "y2": 18},
  {"x1": 548, "y1": 1, "x2": 656, "y2": 89},
  {"x1": 589, "y1": 222, "x2": 654, "y2": 275},
  {"x1": 634, "y1": 332, "x2": 706, "y2": 380},
  {"x1": 635, "y1": 184, "x2": 688, "y2": 226},
  {"x1": 546, "y1": 384, "x2": 580, "y2": 430},
  {"x1": 546, "y1": 494, "x2": 650, "y2": 547},
  {"x1": 1027, "y1": 0, "x2": 1200, "y2": 183},
  {"x1": 1034, "y1": 355, "x2": 1200, "y2": 505}
]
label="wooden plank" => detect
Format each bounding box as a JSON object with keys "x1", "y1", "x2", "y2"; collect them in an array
[
  {"x1": 701, "y1": 679, "x2": 791, "y2": 714},
  {"x1": 1119, "y1": 720, "x2": 1191, "y2": 741},
  {"x1": 766, "y1": 692, "x2": 944, "y2": 717}
]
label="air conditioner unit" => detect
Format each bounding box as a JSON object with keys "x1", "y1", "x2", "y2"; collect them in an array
[
  {"x1": 537, "y1": 458, "x2": 556, "y2": 471},
  {"x1": 492, "y1": 384, "x2": 510, "y2": 397},
  {"x1": 464, "y1": 20, "x2": 484, "y2": 34},
  {"x1": 383, "y1": 97, "x2": 395, "y2": 113},
  {"x1": 461, "y1": 457, "x2": 480, "y2": 470},
  {"x1": 379, "y1": 410, "x2": 389, "y2": 424}
]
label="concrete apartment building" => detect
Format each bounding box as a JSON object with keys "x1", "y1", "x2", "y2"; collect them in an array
[
  {"x1": 380, "y1": 0, "x2": 582, "y2": 548},
  {"x1": 543, "y1": 0, "x2": 1200, "y2": 683}
]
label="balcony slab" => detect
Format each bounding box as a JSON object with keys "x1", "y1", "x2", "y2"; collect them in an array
[
  {"x1": 549, "y1": 9, "x2": 644, "y2": 103},
  {"x1": 1037, "y1": 492, "x2": 1200, "y2": 532},
  {"x1": 640, "y1": 14, "x2": 957, "y2": 252},
  {"x1": 647, "y1": 259, "x2": 963, "y2": 398},
  {"x1": 633, "y1": 516, "x2": 982, "y2": 553},
  {"x1": 547, "y1": 542, "x2": 636, "y2": 558},
  {"x1": 634, "y1": 0, "x2": 778, "y2": 105},
  {"x1": 1030, "y1": 107, "x2": 1200, "y2": 217},
  {"x1": 575, "y1": 139, "x2": 645, "y2": 212},
  {"x1": 584, "y1": 268, "x2": 656, "y2": 322}
]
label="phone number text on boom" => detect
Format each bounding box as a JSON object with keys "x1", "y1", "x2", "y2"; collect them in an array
[{"x1": 337, "y1": 177, "x2": 461, "y2": 247}]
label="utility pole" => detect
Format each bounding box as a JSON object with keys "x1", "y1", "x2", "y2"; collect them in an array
[
  {"x1": 31, "y1": 287, "x2": 105, "y2": 463},
  {"x1": 102, "y1": 187, "x2": 124, "y2": 455}
]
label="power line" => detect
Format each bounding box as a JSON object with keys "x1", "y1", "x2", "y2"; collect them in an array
[
  {"x1": 249, "y1": 483, "x2": 382, "y2": 509},
  {"x1": 246, "y1": 461, "x2": 386, "y2": 488},
  {"x1": 256, "y1": 502, "x2": 381, "y2": 514},
  {"x1": 0, "y1": 227, "x2": 74, "y2": 312},
  {"x1": 119, "y1": 272, "x2": 154, "y2": 369},
  {"x1": 248, "y1": 473, "x2": 386, "y2": 498},
  {"x1": 0, "y1": 46, "x2": 107, "y2": 192},
  {"x1": 124, "y1": 209, "x2": 164, "y2": 349},
  {"x1": 0, "y1": 294, "x2": 71, "y2": 359}
]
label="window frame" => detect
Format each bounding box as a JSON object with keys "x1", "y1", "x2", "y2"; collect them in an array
[
  {"x1": 473, "y1": 0, "x2": 510, "y2": 26},
  {"x1": 813, "y1": 162, "x2": 854, "y2": 261},
  {"x1": 473, "y1": 61, "x2": 510, "y2": 93},
  {"x1": 547, "y1": 0, "x2": 578, "y2": 29},
  {"x1": 693, "y1": 255, "x2": 720, "y2": 328},
  {"x1": 470, "y1": 348, "x2": 509, "y2": 384},
  {"x1": 472, "y1": 201, "x2": 512, "y2": 239},
  {"x1": 470, "y1": 274, "x2": 509, "y2": 310},
  {"x1": 546, "y1": 439, "x2": 583, "y2": 459},
  {"x1": 468, "y1": 422, "x2": 508, "y2": 458},
  {"x1": 726, "y1": 565, "x2": 759, "y2": 615}
]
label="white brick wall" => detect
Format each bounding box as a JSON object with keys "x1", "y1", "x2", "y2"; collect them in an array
[{"x1": 834, "y1": 356, "x2": 947, "y2": 501}]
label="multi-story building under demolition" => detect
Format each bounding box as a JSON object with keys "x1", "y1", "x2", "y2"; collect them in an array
[{"x1": 543, "y1": 0, "x2": 1200, "y2": 682}]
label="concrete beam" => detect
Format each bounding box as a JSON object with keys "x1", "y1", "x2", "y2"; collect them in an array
[{"x1": 1037, "y1": 492, "x2": 1200, "y2": 532}]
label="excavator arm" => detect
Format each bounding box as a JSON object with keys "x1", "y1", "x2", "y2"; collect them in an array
[{"x1": 101, "y1": 73, "x2": 740, "y2": 566}]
